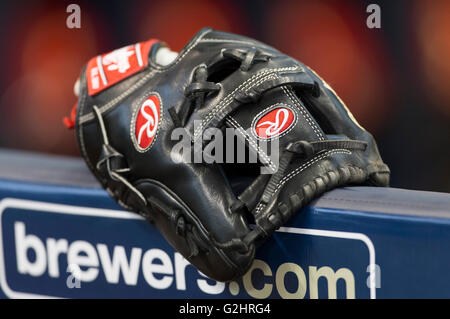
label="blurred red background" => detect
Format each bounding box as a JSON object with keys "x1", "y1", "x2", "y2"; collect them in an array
[{"x1": 0, "y1": 0, "x2": 448, "y2": 192}]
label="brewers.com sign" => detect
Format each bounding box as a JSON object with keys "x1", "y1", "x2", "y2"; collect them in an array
[{"x1": 0, "y1": 198, "x2": 375, "y2": 299}]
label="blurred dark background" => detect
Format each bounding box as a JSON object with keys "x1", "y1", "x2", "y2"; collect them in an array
[{"x1": 0, "y1": 0, "x2": 448, "y2": 192}]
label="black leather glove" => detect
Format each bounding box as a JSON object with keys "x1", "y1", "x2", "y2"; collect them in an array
[{"x1": 69, "y1": 28, "x2": 390, "y2": 282}]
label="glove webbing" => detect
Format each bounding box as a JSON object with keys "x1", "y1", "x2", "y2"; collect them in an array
[
  {"x1": 239, "y1": 139, "x2": 367, "y2": 246},
  {"x1": 168, "y1": 47, "x2": 274, "y2": 131},
  {"x1": 169, "y1": 64, "x2": 221, "y2": 128},
  {"x1": 258, "y1": 139, "x2": 368, "y2": 208},
  {"x1": 222, "y1": 47, "x2": 271, "y2": 71}
]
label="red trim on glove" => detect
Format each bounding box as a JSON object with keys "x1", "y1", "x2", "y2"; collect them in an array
[
  {"x1": 63, "y1": 102, "x2": 77, "y2": 129},
  {"x1": 63, "y1": 39, "x2": 159, "y2": 129},
  {"x1": 86, "y1": 39, "x2": 159, "y2": 96}
]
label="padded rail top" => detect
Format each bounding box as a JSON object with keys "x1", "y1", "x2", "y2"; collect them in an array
[{"x1": 0, "y1": 148, "x2": 449, "y2": 219}]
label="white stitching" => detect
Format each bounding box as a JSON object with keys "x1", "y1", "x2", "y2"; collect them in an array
[
  {"x1": 198, "y1": 67, "x2": 297, "y2": 131},
  {"x1": 249, "y1": 103, "x2": 299, "y2": 141},
  {"x1": 286, "y1": 87, "x2": 323, "y2": 140},
  {"x1": 255, "y1": 203, "x2": 265, "y2": 215},
  {"x1": 77, "y1": 72, "x2": 94, "y2": 172},
  {"x1": 195, "y1": 67, "x2": 297, "y2": 135},
  {"x1": 225, "y1": 116, "x2": 277, "y2": 171},
  {"x1": 226, "y1": 117, "x2": 275, "y2": 169},
  {"x1": 281, "y1": 86, "x2": 324, "y2": 140},
  {"x1": 216, "y1": 74, "x2": 278, "y2": 119},
  {"x1": 129, "y1": 91, "x2": 164, "y2": 153},
  {"x1": 254, "y1": 149, "x2": 351, "y2": 215},
  {"x1": 79, "y1": 71, "x2": 156, "y2": 124},
  {"x1": 193, "y1": 66, "x2": 298, "y2": 139},
  {"x1": 79, "y1": 29, "x2": 212, "y2": 124},
  {"x1": 275, "y1": 149, "x2": 351, "y2": 193}
]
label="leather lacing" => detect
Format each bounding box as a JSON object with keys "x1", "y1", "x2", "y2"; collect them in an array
[
  {"x1": 169, "y1": 47, "x2": 271, "y2": 127},
  {"x1": 92, "y1": 106, "x2": 147, "y2": 205},
  {"x1": 91, "y1": 46, "x2": 369, "y2": 258},
  {"x1": 92, "y1": 105, "x2": 209, "y2": 258},
  {"x1": 165, "y1": 48, "x2": 273, "y2": 256},
  {"x1": 222, "y1": 47, "x2": 271, "y2": 71},
  {"x1": 150, "y1": 196, "x2": 207, "y2": 258},
  {"x1": 169, "y1": 64, "x2": 220, "y2": 128},
  {"x1": 166, "y1": 47, "x2": 369, "y2": 252},
  {"x1": 168, "y1": 47, "x2": 370, "y2": 253}
]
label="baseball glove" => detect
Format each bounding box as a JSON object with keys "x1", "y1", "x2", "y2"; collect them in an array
[{"x1": 66, "y1": 28, "x2": 390, "y2": 282}]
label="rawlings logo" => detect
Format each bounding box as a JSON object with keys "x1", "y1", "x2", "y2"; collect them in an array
[
  {"x1": 102, "y1": 45, "x2": 136, "y2": 74},
  {"x1": 134, "y1": 95, "x2": 161, "y2": 151},
  {"x1": 254, "y1": 107, "x2": 295, "y2": 139},
  {"x1": 86, "y1": 39, "x2": 158, "y2": 96}
]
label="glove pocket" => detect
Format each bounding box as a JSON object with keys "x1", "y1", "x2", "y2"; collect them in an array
[{"x1": 123, "y1": 178, "x2": 255, "y2": 282}]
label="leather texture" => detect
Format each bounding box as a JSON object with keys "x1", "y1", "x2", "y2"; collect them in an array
[{"x1": 74, "y1": 28, "x2": 390, "y2": 282}]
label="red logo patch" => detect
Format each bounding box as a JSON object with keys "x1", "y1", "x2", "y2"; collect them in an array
[
  {"x1": 134, "y1": 95, "x2": 161, "y2": 150},
  {"x1": 86, "y1": 39, "x2": 158, "y2": 96},
  {"x1": 254, "y1": 107, "x2": 295, "y2": 139}
]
